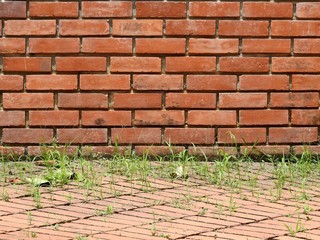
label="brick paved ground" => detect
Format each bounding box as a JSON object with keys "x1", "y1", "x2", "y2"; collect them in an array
[{"x1": 0, "y1": 162, "x2": 319, "y2": 240}]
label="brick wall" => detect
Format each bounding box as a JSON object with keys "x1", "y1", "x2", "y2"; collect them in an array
[{"x1": 0, "y1": 1, "x2": 320, "y2": 156}]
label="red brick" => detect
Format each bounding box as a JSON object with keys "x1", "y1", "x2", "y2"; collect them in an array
[
  {"x1": 239, "y1": 110, "x2": 288, "y2": 126},
  {"x1": 294, "y1": 39, "x2": 320, "y2": 54},
  {"x1": 81, "y1": 146, "x2": 131, "y2": 156},
  {"x1": 5, "y1": 20, "x2": 55, "y2": 36},
  {"x1": 0, "y1": 111, "x2": 25, "y2": 127},
  {"x1": 56, "y1": 57, "x2": 106, "y2": 72},
  {"x1": 292, "y1": 110, "x2": 320, "y2": 126},
  {"x1": 188, "y1": 146, "x2": 238, "y2": 157},
  {"x1": 164, "y1": 128, "x2": 215, "y2": 145},
  {"x1": 136, "y1": 2, "x2": 186, "y2": 18},
  {"x1": 270, "y1": 93, "x2": 319, "y2": 108},
  {"x1": 272, "y1": 57, "x2": 320, "y2": 73},
  {"x1": 0, "y1": 147, "x2": 25, "y2": 156},
  {"x1": 136, "y1": 38, "x2": 185, "y2": 54},
  {"x1": 0, "y1": 1, "x2": 26, "y2": 18},
  {"x1": 166, "y1": 57, "x2": 216, "y2": 73},
  {"x1": 57, "y1": 129, "x2": 107, "y2": 144},
  {"x1": 240, "y1": 146, "x2": 290, "y2": 155},
  {"x1": 166, "y1": 93, "x2": 216, "y2": 109},
  {"x1": 0, "y1": 75, "x2": 23, "y2": 91},
  {"x1": 239, "y1": 75, "x2": 289, "y2": 91},
  {"x1": 110, "y1": 57, "x2": 161, "y2": 73},
  {"x1": 29, "y1": 38, "x2": 79, "y2": 54},
  {"x1": 269, "y1": 127, "x2": 318, "y2": 143},
  {"x1": 60, "y1": 20, "x2": 109, "y2": 36},
  {"x1": 58, "y1": 93, "x2": 108, "y2": 109},
  {"x1": 0, "y1": 38, "x2": 25, "y2": 54},
  {"x1": 189, "y1": 39, "x2": 238, "y2": 55},
  {"x1": 166, "y1": 20, "x2": 215, "y2": 36},
  {"x1": 135, "y1": 146, "x2": 185, "y2": 156},
  {"x1": 220, "y1": 57, "x2": 269, "y2": 73},
  {"x1": 272, "y1": 21, "x2": 320, "y2": 37},
  {"x1": 188, "y1": 110, "x2": 236, "y2": 126},
  {"x1": 111, "y1": 128, "x2": 161, "y2": 144},
  {"x1": 3, "y1": 57, "x2": 51, "y2": 72},
  {"x1": 292, "y1": 75, "x2": 320, "y2": 91},
  {"x1": 242, "y1": 39, "x2": 291, "y2": 54},
  {"x1": 80, "y1": 74, "x2": 130, "y2": 91},
  {"x1": 27, "y1": 146, "x2": 78, "y2": 156},
  {"x1": 187, "y1": 75, "x2": 237, "y2": 91},
  {"x1": 3, "y1": 93, "x2": 53, "y2": 109},
  {"x1": 219, "y1": 21, "x2": 268, "y2": 37},
  {"x1": 2, "y1": 129, "x2": 53, "y2": 144},
  {"x1": 133, "y1": 75, "x2": 183, "y2": 91},
  {"x1": 218, "y1": 128, "x2": 267, "y2": 144},
  {"x1": 219, "y1": 93, "x2": 267, "y2": 109},
  {"x1": 113, "y1": 20, "x2": 162, "y2": 36},
  {"x1": 82, "y1": 1, "x2": 132, "y2": 18},
  {"x1": 82, "y1": 38, "x2": 132, "y2": 54},
  {"x1": 82, "y1": 111, "x2": 131, "y2": 126},
  {"x1": 189, "y1": 2, "x2": 240, "y2": 18},
  {"x1": 29, "y1": 111, "x2": 79, "y2": 127},
  {"x1": 113, "y1": 93, "x2": 162, "y2": 109},
  {"x1": 26, "y1": 75, "x2": 77, "y2": 91},
  {"x1": 297, "y1": 3, "x2": 320, "y2": 19},
  {"x1": 29, "y1": 2, "x2": 78, "y2": 18},
  {"x1": 243, "y1": 2, "x2": 292, "y2": 19},
  {"x1": 135, "y1": 110, "x2": 184, "y2": 126},
  {"x1": 293, "y1": 146, "x2": 320, "y2": 155}
]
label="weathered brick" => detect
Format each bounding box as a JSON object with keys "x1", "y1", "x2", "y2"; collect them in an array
[
  {"x1": 0, "y1": 2, "x2": 26, "y2": 18},
  {"x1": 243, "y1": 2, "x2": 293, "y2": 19},
  {"x1": 60, "y1": 20, "x2": 109, "y2": 36},
  {"x1": 29, "y1": 38, "x2": 80, "y2": 54},
  {"x1": 29, "y1": 111, "x2": 79, "y2": 127},
  {"x1": 80, "y1": 75, "x2": 130, "y2": 91},
  {"x1": 272, "y1": 57, "x2": 320, "y2": 73},
  {"x1": 82, "y1": 38, "x2": 132, "y2": 54},
  {"x1": 133, "y1": 75, "x2": 183, "y2": 91},
  {"x1": 272, "y1": 21, "x2": 320, "y2": 37},
  {"x1": 270, "y1": 93, "x2": 319, "y2": 108},
  {"x1": 136, "y1": 38, "x2": 185, "y2": 54},
  {"x1": 220, "y1": 57, "x2": 269, "y2": 73},
  {"x1": 114, "y1": 93, "x2": 162, "y2": 109},
  {"x1": 136, "y1": 2, "x2": 186, "y2": 18},
  {"x1": 239, "y1": 75, "x2": 289, "y2": 91},
  {"x1": 164, "y1": 128, "x2": 215, "y2": 145},
  {"x1": 166, "y1": 20, "x2": 215, "y2": 36},
  {"x1": 111, "y1": 57, "x2": 161, "y2": 73},
  {"x1": 2, "y1": 129, "x2": 53, "y2": 144},
  {"x1": 242, "y1": 39, "x2": 291, "y2": 54},
  {"x1": 292, "y1": 75, "x2": 320, "y2": 91},
  {"x1": 58, "y1": 93, "x2": 108, "y2": 109},
  {"x1": 57, "y1": 129, "x2": 108, "y2": 144},
  {"x1": 294, "y1": 39, "x2": 320, "y2": 54},
  {"x1": 0, "y1": 76, "x2": 23, "y2": 91},
  {"x1": 3, "y1": 57, "x2": 51, "y2": 72},
  {"x1": 0, "y1": 111, "x2": 25, "y2": 127},
  {"x1": 112, "y1": 128, "x2": 161, "y2": 144},
  {"x1": 0, "y1": 39, "x2": 25, "y2": 54},
  {"x1": 135, "y1": 110, "x2": 184, "y2": 126},
  {"x1": 56, "y1": 57, "x2": 106, "y2": 72},
  {"x1": 188, "y1": 111, "x2": 236, "y2": 126},
  {"x1": 82, "y1": 1, "x2": 132, "y2": 18},
  {"x1": 29, "y1": 2, "x2": 78, "y2": 18},
  {"x1": 239, "y1": 110, "x2": 288, "y2": 126},
  {"x1": 189, "y1": 2, "x2": 240, "y2": 18},
  {"x1": 3, "y1": 93, "x2": 54, "y2": 109},
  {"x1": 5, "y1": 20, "x2": 56, "y2": 36},
  {"x1": 189, "y1": 39, "x2": 238, "y2": 55},
  {"x1": 166, "y1": 93, "x2": 216, "y2": 109},
  {"x1": 296, "y1": 3, "x2": 320, "y2": 19},
  {"x1": 113, "y1": 20, "x2": 162, "y2": 36},
  {"x1": 82, "y1": 111, "x2": 131, "y2": 127},
  {"x1": 219, "y1": 21, "x2": 268, "y2": 37},
  {"x1": 26, "y1": 75, "x2": 77, "y2": 91},
  {"x1": 269, "y1": 127, "x2": 318, "y2": 143},
  {"x1": 292, "y1": 110, "x2": 320, "y2": 126},
  {"x1": 166, "y1": 57, "x2": 216, "y2": 73},
  {"x1": 218, "y1": 128, "x2": 267, "y2": 144},
  {"x1": 219, "y1": 93, "x2": 267, "y2": 109},
  {"x1": 187, "y1": 75, "x2": 237, "y2": 91}
]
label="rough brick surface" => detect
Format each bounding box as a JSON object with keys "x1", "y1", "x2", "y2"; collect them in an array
[{"x1": 0, "y1": 1, "x2": 319, "y2": 154}]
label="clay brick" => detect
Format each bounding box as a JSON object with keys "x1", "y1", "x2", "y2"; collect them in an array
[
  {"x1": 0, "y1": 2, "x2": 26, "y2": 18},
  {"x1": 219, "y1": 93, "x2": 267, "y2": 109},
  {"x1": 136, "y1": 38, "x2": 185, "y2": 54},
  {"x1": 239, "y1": 110, "x2": 288, "y2": 126},
  {"x1": 0, "y1": 147, "x2": 25, "y2": 156},
  {"x1": 82, "y1": 38, "x2": 132, "y2": 54},
  {"x1": 188, "y1": 110, "x2": 236, "y2": 126},
  {"x1": 5, "y1": 20, "x2": 56, "y2": 36},
  {"x1": 189, "y1": 39, "x2": 238, "y2": 55},
  {"x1": 292, "y1": 75, "x2": 320, "y2": 91},
  {"x1": 56, "y1": 57, "x2": 106, "y2": 72},
  {"x1": 81, "y1": 146, "x2": 131, "y2": 156},
  {"x1": 114, "y1": 93, "x2": 162, "y2": 109},
  {"x1": 111, "y1": 128, "x2": 162, "y2": 144},
  {"x1": 243, "y1": 2, "x2": 292, "y2": 19},
  {"x1": 187, "y1": 75, "x2": 237, "y2": 91},
  {"x1": 133, "y1": 75, "x2": 183, "y2": 91},
  {"x1": 29, "y1": 38, "x2": 80, "y2": 54},
  {"x1": 136, "y1": 2, "x2": 186, "y2": 18},
  {"x1": 29, "y1": 2, "x2": 78, "y2": 18},
  {"x1": 29, "y1": 111, "x2": 79, "y2": 127},
  {"x1": 242, "y1": 39, "x2": 291, "y2": 54},
  {"x1": 82, "y1": 111, "x2": 131, "y2": 127},
  {"x1": 220, "y1": 57, "x2": 269, "y2": 73},
  {"x1": 218, "y1": 128, "x2": 267, "y2": 144},
  {"x1": 272, "y1": 21, "x2": 320, "y2": 37},
  {"x1": 80, "y1": 75, "x2": 130, "y2": 91},
  {"x1": 0, "y1": 39, "x2": 25, "y2": 54},
  {"x1": 297, "y1": 3, "x2": 320, "y2": 19},
  {"x1": 219, "y1": 21, "x2": 268, "y2": 37},
  {"x1": 166, "y1": 57, "x2": 216, "y2": 73},
  {"x1": 135, "y1": 110, "x2": 184, "y2": 126},
  {"x1": 294, "y1": 146, "x2": 320, "y2": 155},
  {"x1": 270, "y1": 93, "x2": 319, "y2": 108},
  {"x1": 188, "y1": 146, "x2": 238, "y2": 157},
  {"x1": 164, "y1": 128, "x2": 215, "y2": 145},
  {"x1": 269, "y1": 127, "x2": 318, "y2": 143},
  {"x1": 135, "y1": 146, "x2": 185, "y2": 156},
  {"x1": 110, "y1": 57, "x2": 161, "y2": 73},
  {"x1": 2, "y1": 129, "x2": 53, "y2": 144},
  {"x1": 166, "y1": 20, "x2": 215, "y2": 36},
  {"x1": 82, "y1": 1, "x2": 132, "y2": 18},
  {"x1": 3, "y1": 57, "x2": 51, "y2": 72},
  {"x1": 239, "y1": 75, "x2": 289, "y2": 91},
  {"x1": 57, "y1": 129, "x2": 108, "y2": 144},
  {"x1": 0, "y1": 111, "x2": 25, "y2": 127},
  {"x1": 294, "y1": 39, "x2": 320, "y2": 54},
  {"x1": 272, "y1": 57, "x2": 320, "y2": 73},
  {"x1": 240, "y1": 146, "x2": 290, "y2": 156},
  {"x1": 0, "y1": 76, "x2": 23, "y2": 91},
  {"x1": 28, "y1": 146, "x2": 78, "y2": 157},
  {"x1": 58, "y1": 93, "x2": 108, "y2": 109},
  {"x1": 3, "y1": 93, "x2": 54, "y2": 109},
  {"x1": 113, "y1": 20, "x2": 162, "y2": 36},
  {"x1": 166, "y1": 93, "x2": 216, "y2": 109},
  {"x1": 26, "y1": 75, "x2": 77, "y2": 91},
  {"x1": 292, "y1": 110, "x2": 320, "y2": 126},
  {"x1": 189, "y1": 2, "x2": 240, "y2": 18},
  {"x1": 60, "y1": 20, "x2": 109, "y2": 36}
]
